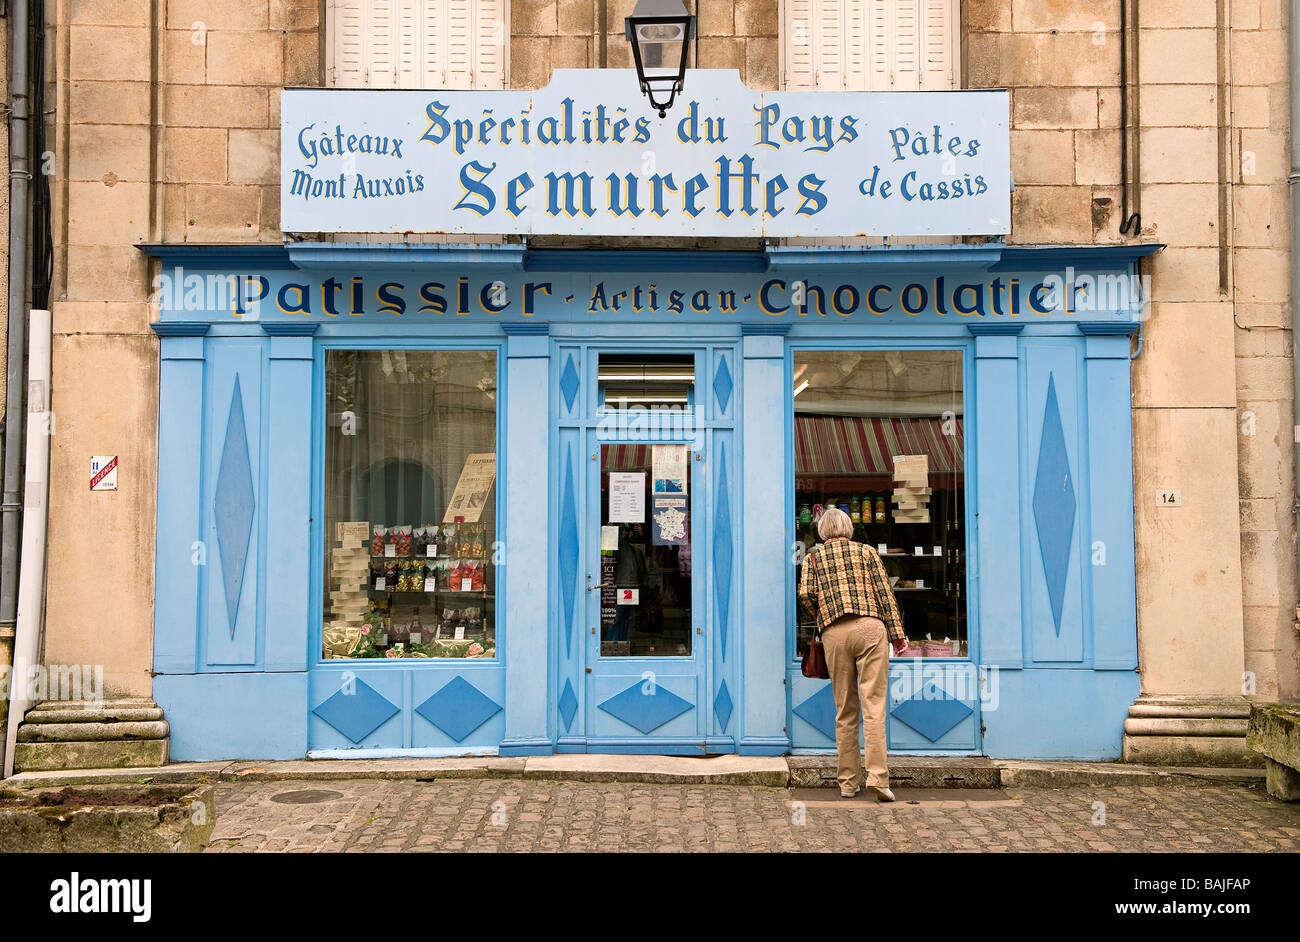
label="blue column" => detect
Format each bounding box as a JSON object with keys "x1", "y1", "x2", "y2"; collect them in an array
[
  {"x1": 738, "y1": 325, "x2": 790, "y2": 755},
  {"x1": 262, "y1": 324, "x2": 317, "y2": 671},
  {"x1": 499, "y1": 323, "x2": 554, "y2": 756},
  {"x1": 1079, "y1": 325, "x2": 1139, "y2": 669},
  {"x1": 151, "y1": 323, "x2": 210, "y2": 674},
  {"x1": 969, "y1": 324, "x2": 1025, "y2": 667}
]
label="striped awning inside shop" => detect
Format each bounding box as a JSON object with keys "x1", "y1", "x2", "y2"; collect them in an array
[
  {"x1": 794, "y1": 414, "x2": 964, "y2": 476},
  {"x1": 602, "y1": 443, "x2": 654, "y2": 471},
  {"x1": 601, "y1": 417, "x2": 964, "y2": 476}
]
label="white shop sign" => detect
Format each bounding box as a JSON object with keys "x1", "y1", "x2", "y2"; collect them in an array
[{"x1": 281, "y1": 70, "x2": 1010, "y2": 239}]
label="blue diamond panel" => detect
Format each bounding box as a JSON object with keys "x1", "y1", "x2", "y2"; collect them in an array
[
  {"x1": 714, "y1": 680, "x2": 733, "y2": 733},
  {"x1": 416, "y1": 676, "x2": 503, "y2": 742},
  {"x1": 713, "y1": 442, "x2": 732, "y2": 657},
  {"x1": 559, "y1": 447, "x2": 580, "y2": 656},
  {"x1": 713, "y1": 355, "x2": 733, "y2": 414},
  {"x1": 1031, "y1": 374, "x2": 1077, "y2": 636},
  {"x1": 213, "y1": 375, "x2": 256, "y2": 637},
  {"x1": 890, "y1": 683, "x2": 973, "y2": 743},
  {"x1": 312, "y1": 679, "x2": 399, "y2": 744},
  {"x1": 559, "y1": 679, "x2": 579, "y2": 732},
  {"x1": 792, "y1": 684, "x2": 836, "y2": 740},
  {"x1": 598, "y1": 681, "x2": 693, "y2": 734},
  {"x1": 560, "y1": 354, "x2": 580, "y2": 412}
]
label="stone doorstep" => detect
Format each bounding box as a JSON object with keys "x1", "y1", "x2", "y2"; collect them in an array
[
  {"x1": 11, "y1": 739, "x2": 169, "y2": 773},
  {"x1": 16, "y1": 721, "x2": 170, "y2": 743},
  {"x1": 2, "y1": 754, "x2": 1265, "y2": 790}
]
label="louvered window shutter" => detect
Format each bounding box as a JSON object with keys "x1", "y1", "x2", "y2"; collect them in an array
[
  {"x1": 920, "y1": 0, "x2": 956, "y2": 89},
  {"x1": 783, "y1": 0, "x2": 957, "y2": 91},
  {"x1": 783, "y1": 0, "x2": 816, "y2": 89},
  {"x1": 812, "y1": 0, "x2": 845, "y2": 89},
  {"x1": 473, "y1": 0, "x2": 507, "y2": 90},
  {"x1": 327, "y1": 0, "x2": 507, "y2": 89},
  {"x1": 367, "y1": 0, "x2": 398, "y2": 88}
]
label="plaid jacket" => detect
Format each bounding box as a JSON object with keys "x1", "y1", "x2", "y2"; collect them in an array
[{"x1": 798, "y1": 537, "x2": 905, "y2": 642}]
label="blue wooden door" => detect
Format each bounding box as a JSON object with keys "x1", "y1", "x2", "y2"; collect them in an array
[{"x1": 581, "y1": 428, "x2": 710, "y2": 753}]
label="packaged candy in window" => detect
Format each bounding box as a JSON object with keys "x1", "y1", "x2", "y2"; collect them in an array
[
  {"x1": 441, "y1": 524, "x2": 457, "y2": 558},
  {"x1": 370, "y1": 525, "x2": 387, "y2": 557},
  {"x1": 413, "y1": 527, "x2": 429, "y2": 557},
  {"x1": 425, "y1": 525, "x2": 440, "y2": 557},
  {"x1": 393, "y1": 524, "x2": 413, "y2": 557},
  {"x1": 468, "y1": 524, "x2": 486, "y2": 557},
  {"x1": 383, "y1": 560, "x2": 399, "y2": 587}
]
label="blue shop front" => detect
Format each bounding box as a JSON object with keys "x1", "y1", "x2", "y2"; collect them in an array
[{"x1": 145, "y1": 72, "x2": 1156, "y2": 761}]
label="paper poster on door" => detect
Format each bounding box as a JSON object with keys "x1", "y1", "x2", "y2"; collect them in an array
[
  {"x1": 616, "y1": 588, "x2": 639, "y2": 605},
  {"x1": 652, "y1": 444, "x2": 687, "y2": 495},
  {"x1": 652, "y1": 497, "x2": 689, "y2": 546},
  {"x1": 608, "y1": 472, "x2": 645, "y2": 523}
]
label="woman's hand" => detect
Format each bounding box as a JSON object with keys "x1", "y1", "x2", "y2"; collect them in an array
[{"x1": 891, "y1": 638, "x2": 910, "y2": 657}]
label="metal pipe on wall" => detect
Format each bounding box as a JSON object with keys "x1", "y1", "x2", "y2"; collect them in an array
[
  {"x1": 1, "y1": 0, "x2": 32, "y2": 644},
  {"x1": 1119, "y1": 0, "x2": 1141, "y2": 235},
  {"x1": 1289, "y1": 0, "x2": 1300, "y2": 625}
]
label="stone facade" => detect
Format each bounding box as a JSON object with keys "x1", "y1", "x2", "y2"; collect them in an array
[{"x1": 29, "y1": 1, "x2": 1300, "y2": 761}]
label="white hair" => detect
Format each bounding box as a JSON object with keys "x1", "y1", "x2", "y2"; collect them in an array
[{"x1": 817, "y1": 506, "x2": 854, "y2": 541}]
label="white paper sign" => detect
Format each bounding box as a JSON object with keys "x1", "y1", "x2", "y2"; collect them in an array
[
  {"x1": 609, "y1": 472, "x2": 645, "y2": 523},
  {"x1": 617, "y1": 588, "x2": 639, "y2": 606},
  {"x1": 601, "y1": 525, "x2": 620, "y2": 552},
  {"x1": 652, "y1": 444, "x2": 688, "y2": 495}
]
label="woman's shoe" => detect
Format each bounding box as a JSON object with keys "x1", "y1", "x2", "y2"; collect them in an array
[{"x1": 869, "y1": 785, "x2": 896, "y2": 802}]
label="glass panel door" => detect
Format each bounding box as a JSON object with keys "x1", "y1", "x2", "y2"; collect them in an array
[{"x1": 598, "y1": 443, "x2": 692, "y2": 658}]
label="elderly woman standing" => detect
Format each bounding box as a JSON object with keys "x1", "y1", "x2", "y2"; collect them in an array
[{"x1": 798, "y1": 507, "x2": 909, "y2": 800}]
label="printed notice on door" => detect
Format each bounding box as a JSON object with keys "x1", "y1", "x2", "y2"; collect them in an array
[
  {"x1": 652, "y1": 444, "x2": 688, "y2": 496},
  {"x1": 443, "y1": 453, "x2": 497, "y2": 523},
  {"x1": 608, "y1": 472, "x2": 645, "y2": 523}
]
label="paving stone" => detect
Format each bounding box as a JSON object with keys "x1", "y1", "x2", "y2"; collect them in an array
[{"x1": 202, "y1": 779, "x2": 1300, "y2": 853}]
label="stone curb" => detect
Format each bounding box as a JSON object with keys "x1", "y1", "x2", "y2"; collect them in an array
[{"x1": 1, "y1": 756, "x2": 1267, "y2": 790}]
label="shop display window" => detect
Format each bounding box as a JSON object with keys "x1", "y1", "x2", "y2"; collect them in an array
[
  {"x1": 322, "y1": 350, "x2": 498, "y2": 660},
  {"x1": 793, "y1": 350, "x2": 967, "y2": 659}
]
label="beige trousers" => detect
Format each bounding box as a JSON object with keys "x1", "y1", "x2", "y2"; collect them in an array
[{"x1": 821, "y1": 614, "x2": 889, "y2": 792}]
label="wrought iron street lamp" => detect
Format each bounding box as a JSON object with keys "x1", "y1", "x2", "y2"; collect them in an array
[{"x1": 624, "y1": 0, "x2": 696, "y2": 118}]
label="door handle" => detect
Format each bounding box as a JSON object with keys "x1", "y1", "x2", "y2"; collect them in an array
[{"x1": 587, "y1": 579, "x2": 613, "y2": 591}]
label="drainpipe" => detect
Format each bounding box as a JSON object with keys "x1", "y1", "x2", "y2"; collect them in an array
[
  {"x1": 4, "y1": 309, "x2": 49, "y2": 779},
  {"x1": 1290, "y1": 0, "x2": 1300, "y2": 627},
  {"x1": 1, "y1": 0, "x2": 33, "y2": 738}
]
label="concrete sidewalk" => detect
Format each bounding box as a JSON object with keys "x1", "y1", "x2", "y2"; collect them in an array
[{"x1": 3, "y1": 753, "x2": 1267, "y2": 791}]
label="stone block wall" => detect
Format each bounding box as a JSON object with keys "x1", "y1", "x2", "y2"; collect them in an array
[{"x1": 37, "y1": 0, "x2": 1300, "y2": 704}]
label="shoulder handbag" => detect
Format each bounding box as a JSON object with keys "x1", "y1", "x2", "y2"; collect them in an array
[{"x1": 801, "y1": 625, "x2": 830, "y2": 679}]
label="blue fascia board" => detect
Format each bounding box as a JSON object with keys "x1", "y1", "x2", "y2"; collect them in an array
[
  {"x1": 990, "y1": 243, "x2": 1164, "y2": 271},
  {"x1": 136, "y1": 241, "x2": 528, "y2": 272},
  {"x1": 287, "y1": 241, "x2": 527, "y2": 271},
  {"x1": 765, "y1": 242, "x2": 1004, "y2": 272},
  {"x1": 137, "y1": 243, "x2": 293, "y2": 268},
  {"x1": 523, "y1": 248, "x2": 768, "y2": 273}
]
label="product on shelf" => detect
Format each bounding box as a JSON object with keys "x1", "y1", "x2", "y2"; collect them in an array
[
  {"x1": 393, "y1": 524, "x2": 413, "y2": 557},
  {"x1": 370, "y1": 525, "x2": 387, "y2": 557},
  {"x1": 891, "y1": 454, "x2": 931, "y2": 523}
]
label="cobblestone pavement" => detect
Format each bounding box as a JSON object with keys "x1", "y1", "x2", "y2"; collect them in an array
[{"x1": 203, "y1": 778, "x2": 1300, "y2": 852}]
